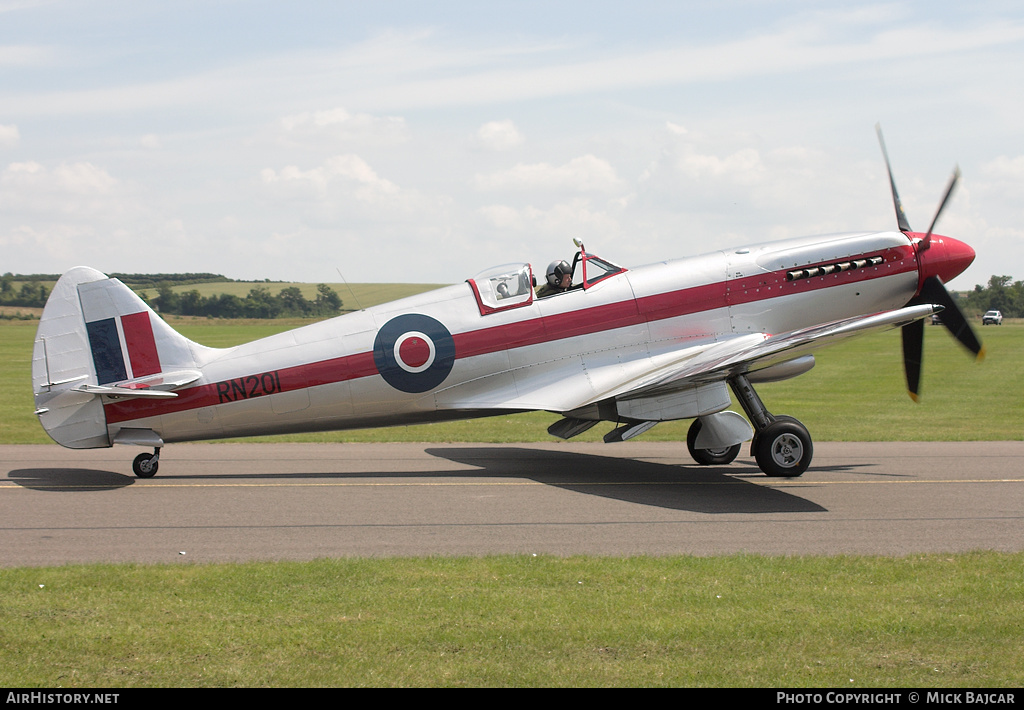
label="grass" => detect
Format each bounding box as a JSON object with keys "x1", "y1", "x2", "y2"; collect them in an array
[
  {"x1": 3, "y1": 317, "x2": 1020, "y2": 444},
  {"x1": 2, "y1": 553, "x2": 1022, "y2": 687}
]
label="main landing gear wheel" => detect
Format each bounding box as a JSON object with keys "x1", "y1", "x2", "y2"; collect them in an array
[
  {"x1": 686, "y1": 419, "x2": 741, "y2": 466},
  {"x1": 754, "y1": 419, "x2": 812, "y2": 477},
  {"x1": 132, "y1": 452, "x2": 159, "y2": 478},
  {"x1": 729, "y1": 374, "x2": 813, "y2": 477}
]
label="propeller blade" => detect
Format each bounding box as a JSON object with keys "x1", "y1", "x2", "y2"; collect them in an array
[
  {"x1": 921, "y1": 166, "x2": 961, "y2": 250},
  {"x1": 875, "y1": 124, "x2": 913, "y2": 233},
  {"x1": 902, "y1": 318, "x2": 925, "y2": 401},
  {"x1": 919, "y1": 276, "x2": 985, "y2": 359}
]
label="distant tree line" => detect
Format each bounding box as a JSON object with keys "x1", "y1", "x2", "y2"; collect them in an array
[
  {"x1": 3, "y1": 273, "x2": 343, "y2": 319},
  {"x1": 1, "y1": 274, "x2": 49, "y2": 308},
  {"x1": 2, "y1": 272, "x2": 231, "y2": 309},
  {"x1": 149, "y1": 283, "x2": 343, "y2": 319},
  {"x1": 958, "y1": 275, "x2": 1024, "y2": 319},
  {"x1": 113, "y1": 273, "x2": 231, "y2": 289}
]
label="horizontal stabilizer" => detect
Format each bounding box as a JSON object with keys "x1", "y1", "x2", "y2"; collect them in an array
[
  {"x1": 74, "y1": 384, "x2": 178, "y2": 399},
  {"x1": 72, "y1": 369, "x2": 201, "y2": 400}
]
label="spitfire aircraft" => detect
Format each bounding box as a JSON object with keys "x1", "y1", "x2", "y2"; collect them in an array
[{"x1": 32, "y1": 130, "x2": 983, "y2": 478}]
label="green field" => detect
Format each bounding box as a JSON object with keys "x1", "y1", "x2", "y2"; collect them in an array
[
  {"x1": 3, "y1": 317, "x2": 1020, "y2": 445},
  {"x1": 3, "y1": 554, "x2": 1022, "y2": 687}
]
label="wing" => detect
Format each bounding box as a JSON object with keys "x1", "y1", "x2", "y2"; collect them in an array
[
  {"x1": 615, "y1": 303, "x2": 940, "y2": 397},
  {"x1": 434, "y1": 304, "x2": 939, "y2": 415}
]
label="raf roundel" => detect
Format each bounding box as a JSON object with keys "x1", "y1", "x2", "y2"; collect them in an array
[{"x1": 373, "y1": 314, "x2": 456, "y2": 393}]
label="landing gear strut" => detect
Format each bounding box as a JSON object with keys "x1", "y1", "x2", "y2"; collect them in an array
[
  {"x1": 729, "y1": 374, "x2": 813, "y2": 477},
  {"x1": 132, "y1": 448, "x2": 161, "y2": 478}
]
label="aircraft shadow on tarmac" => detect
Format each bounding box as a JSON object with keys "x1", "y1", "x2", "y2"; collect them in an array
[
  {"x1": 9, "y1": 446, "x2": 845, "y2": 514},
  {"x1": 7, "y1": 468, "x2": 136, "y2": 492},
  {"x1": 425, "y1": 447, "x2": 828, "y2": 514}
]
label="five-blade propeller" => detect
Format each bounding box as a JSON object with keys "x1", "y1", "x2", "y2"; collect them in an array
[{"x1": 875, "y1": 125, "x2": 984, "y2": 400}]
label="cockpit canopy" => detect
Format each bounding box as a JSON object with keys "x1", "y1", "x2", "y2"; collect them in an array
[
  {"x1": 467, "y1": 263, "x2": 535, "y2": 315},
  {"x1": 573, "y1": 251, "x2": 626, "y2": 288},
  {"x1": 466, "y1": 250, "x2": 627, "y2": 316}
]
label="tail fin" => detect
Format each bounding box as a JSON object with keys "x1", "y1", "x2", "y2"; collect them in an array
[{"x1": 32, "y1": 267, "x2": 216, "y2": 448}]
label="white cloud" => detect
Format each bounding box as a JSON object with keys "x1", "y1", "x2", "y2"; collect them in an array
[
  {"x1": 474, "y1": 199, "x2": 626, "y2": 268},
  {"x1": 0, "y1": 124, "x2": 19, "y2": 147},
  {"x1": 1, "y1": 161, "x2": 119, "y2": 207},
  {"x1": 982, "y1": 155, "x2": 1024, "y2": 180},
  {"x1": 0, "y1": 160, "x2": 139, "y2": 267},
  {"x1": 474, "y1": 155, "x2": 623, "y2": 193},
  {"x1": 675, "y1": 146, "x2": 766, "y2": 184},
  {"x1": 637, "y1": 138, "x2": 771, "y2": 220},
  {"x1": 256, "y1": 154, "x2": 457, "y2": 267},
  {"x1": 52, "y1": 162, "x2": 119, "y2": 194},
  {"x1": 0, "y1": 223, "x2": 89, "y2": 262},
  {"x1": 475, "y1": 120, "x2": 524, "y2": 151},
  {"x1": 276, "y1": 107, "x2": 408, "y2": 148},
  {"x1": 482, "y1": 199, "x2": 620, "y2": 234},
  {"x1": 281, "y1": 107, "x2": 352, "y2": 131},
  {"x1": 477, "y1": 204, "x2": 522, "y2": 230},
  {"x1": 261, "y1": 154, "x2": 400, "y2": 202}
]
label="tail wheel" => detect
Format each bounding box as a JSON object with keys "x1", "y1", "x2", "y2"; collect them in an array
[
  {"x1": 754, "y1": 419, "x2": 812, "y2": 477},
  {"x1": 132, "y1": 453, "x2": 159, "y2": 478},
  {"x1": 686, "y1": 419, "x2": 741, "y2": 466}
]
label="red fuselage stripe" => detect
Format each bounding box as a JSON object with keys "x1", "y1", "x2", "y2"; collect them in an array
[{"x1": 104, "y1": 245, "x2": 916, "y2": 424}]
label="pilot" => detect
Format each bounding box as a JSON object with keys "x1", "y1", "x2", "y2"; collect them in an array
[{"x1": 536, "y1": 259, "x2": 573, "y2": 298}]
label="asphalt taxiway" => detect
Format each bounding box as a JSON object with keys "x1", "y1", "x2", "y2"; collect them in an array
[{"x1": 2, "y1": 441, "x2": 1022, "y2": 566}]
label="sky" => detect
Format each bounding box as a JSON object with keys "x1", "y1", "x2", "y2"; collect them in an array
[{"x1": 1, "y1": 0, "x2": 1023, "y2": 287}]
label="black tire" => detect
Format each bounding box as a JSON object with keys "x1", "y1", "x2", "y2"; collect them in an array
[
  {"x1": 749, "y1": 415, "x2": 800, "y2": 456},
  {"x1": 132, "y1": 453, "x2": 159, "y2": 478},
  {"x1": 754, "y1": 419, "x2": 812, "y2": 477},
  {"x1": 687, "y1": 419, "x2": 741, "y2": 466}
]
